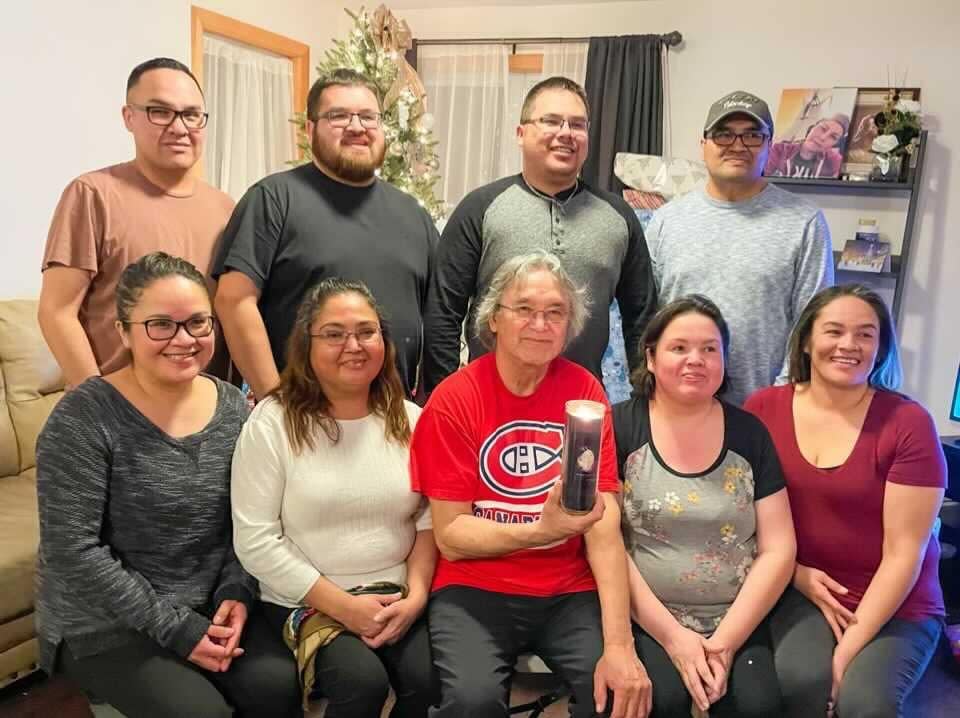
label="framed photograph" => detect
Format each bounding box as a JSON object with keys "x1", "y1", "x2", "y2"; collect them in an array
[
  {"x1": 764, "y1": 87, "x2": 858, "y2": 179},
  {"x1": 842, "y1": 87, "x2": 921, "y2": 177}
]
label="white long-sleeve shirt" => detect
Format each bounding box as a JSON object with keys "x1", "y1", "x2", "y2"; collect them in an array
[{"x1": 231, "y1": 398, "x2": 430, "y2": 608}]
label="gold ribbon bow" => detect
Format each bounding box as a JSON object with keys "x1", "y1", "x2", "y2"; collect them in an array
[{"x1": 370, "y1": 4, "x2": 427, "y2": 110}]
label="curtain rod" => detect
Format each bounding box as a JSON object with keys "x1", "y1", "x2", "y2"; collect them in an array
[{"x1": 415, "y1": 32, "x2": 682, "y2": 48}]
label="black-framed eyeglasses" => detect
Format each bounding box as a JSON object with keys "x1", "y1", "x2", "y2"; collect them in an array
[
  {"x1": 310, "y1": 325, "x2": 382, "y2": 346},
  {"x1": 497, "y1": 303, "x2": 570, "y2": 325},
  {"x1": 128, "y1": 103, "x2": 209, "y2": 129},
  {"x1": 705, "y1": 129, "x2": 769, "y2": 148},
  {"x1": 317, "y1": 111, "x2": 382, "y2": 129},
  {"x1": 126, "y1": 315, "x2": 215, "y2": 341},
  {"x1": 524, "y1": 114, "x2": 590, "y2": 135}
]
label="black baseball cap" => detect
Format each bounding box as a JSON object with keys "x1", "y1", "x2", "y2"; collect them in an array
[{"x1": 704, "y1": 91, "x2": 773, "y2": 135}]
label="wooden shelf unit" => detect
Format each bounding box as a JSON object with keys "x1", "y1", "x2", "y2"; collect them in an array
[{"x1": 768, "y1": 129, "x2": 928, "y2": 324}]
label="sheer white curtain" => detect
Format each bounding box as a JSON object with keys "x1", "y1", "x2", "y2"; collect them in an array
[
  {"x1": 419, "y1": 41, "x2": 588, "y2": 207},
  {"x1": 498, "y1": 42, "x2": 589, "y2": 177},
  {"x1": 203, "y1": 34, "x2": 296, "y2": 200},
  {"x1": 418, "y1": 44, "x2": 509, "y2": 214}
]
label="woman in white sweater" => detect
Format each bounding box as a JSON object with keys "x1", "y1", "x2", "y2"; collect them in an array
[{"x1": 232, "y1": 278, "x2": 437, "y2": 717}]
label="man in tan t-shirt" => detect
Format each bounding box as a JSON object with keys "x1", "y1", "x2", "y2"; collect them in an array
[{"x1": 39, "y1": 57, "x2": 234, "y2": 386}]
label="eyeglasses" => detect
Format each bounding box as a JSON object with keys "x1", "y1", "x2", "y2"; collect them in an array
[
  {"x1": 126, "y1": 315, "x2": 215, "y2": 341},
  {"x1": 310, "y1": 325, "x2": 382, "y2": 346},
  {"x1": 317, "y1": 111, "x2": 382, "y2": 129},
  {"x1": 705, "y1": 129, "x2": 769, "y2": 148},
  {"x1": 128, "y1": 104, "x2": 209, "y2": 129},
  {"x1": 498, "y1": 303, "x2": 570, "y2": 325},
  {"x1": 525, "y1": 114, "x2": 590, "y2": 136}
]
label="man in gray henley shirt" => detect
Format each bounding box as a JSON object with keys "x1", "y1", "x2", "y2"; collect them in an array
[
  {"x1": 645, "y1": 90, "x2": 834, "y2": 405},
  {"x1": 422, "y1": 76, "x2": 657, "y2": 395}
]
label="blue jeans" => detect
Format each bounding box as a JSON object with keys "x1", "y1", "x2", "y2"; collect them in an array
[{"x1": 770, "y1": 587, "x2": 942, "y2": 718}]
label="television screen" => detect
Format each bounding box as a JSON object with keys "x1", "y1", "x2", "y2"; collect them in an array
[{"x1": 952, "y1": 363, "x2": 960, "y2": 422}]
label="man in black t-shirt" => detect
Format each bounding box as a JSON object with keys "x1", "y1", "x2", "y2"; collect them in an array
[{"x1": 213, "y1": 69, "x2": 437, "y2": 398}]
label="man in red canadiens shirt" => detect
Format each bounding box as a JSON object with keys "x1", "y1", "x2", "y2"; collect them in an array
[{"x1": 411, "y1": 252, "x2": 652, "y2": 718}]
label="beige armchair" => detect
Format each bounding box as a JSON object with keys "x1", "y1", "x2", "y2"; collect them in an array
[{"x1": 0, "y1": 299, "x2": 63, "y2": 688}]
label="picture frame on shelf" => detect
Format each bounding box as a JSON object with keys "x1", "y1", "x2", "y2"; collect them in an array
[
  {"x1": 837, "y1": 239, "x2": 892, "y2": 273},
  {"x1": 764, "y1": 87, "x2": 857, "y2": 180},
  {"x1": 842, "y1": 87, "x2": 921, "y2": 178}
]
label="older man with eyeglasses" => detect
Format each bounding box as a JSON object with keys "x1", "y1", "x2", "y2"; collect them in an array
[
  {"x1": 422, "y1": 76, "x2": 657, "y2": 397},
  {"x1": 413, "y1": 252, "x2": 652, "y2": 718},
  {"x1": 644, "y1": 90, "x2": 834, "y2": 405},
  {"x1": 40, "y1": 57, "x2": 235, "y2": 387},
  {"x1": 212, "y1": 68, "x2": 438, "y2": 400}
]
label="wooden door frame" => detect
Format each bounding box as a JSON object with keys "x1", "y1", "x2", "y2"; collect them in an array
[
  {"x1": 190, "y1": 6, "x2": 310, "y2": 114},
  {"x1": 190, "y1": 5, "x2": 310, "y2": 177}
]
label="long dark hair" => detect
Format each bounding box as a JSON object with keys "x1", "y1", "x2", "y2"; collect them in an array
[
  {"x1": 268, "y1": 279, "x2": 410, "y2": 453},
  {"x1": 787, "y1": 284, "x2": 902, "y2": 390},
  {"x1": 630, "y1": 295, "x2": 731, "y2": 399}
]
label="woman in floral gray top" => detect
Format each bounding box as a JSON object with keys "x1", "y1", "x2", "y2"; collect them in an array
[{"x1": 613, "y1": 296, "x2": 796, "y2": 718}]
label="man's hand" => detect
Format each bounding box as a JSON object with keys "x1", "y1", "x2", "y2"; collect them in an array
[
  {"x1": 210, "y1": 600, "x2": 248, "y2": 672},
  {"x1": 794, "y1": 564, "x2": 857, "y2": 642},
  {"x1": 361, "y1": 593, "x2": 427, "y2": 649},
  {"x1": 536, "y1": 482, "x2": 605, "y2": 545},
  {"x1": 593, "y1": 643, "x2": 652, "y2": 718}
]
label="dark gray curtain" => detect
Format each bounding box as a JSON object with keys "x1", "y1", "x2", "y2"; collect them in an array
[{"x1": 581, "y1": 35, "x2": 664, "y2": 192}]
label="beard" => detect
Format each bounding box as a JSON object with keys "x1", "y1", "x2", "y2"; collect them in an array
[{"x1": 312, "y1": 132, "x2": 386, "y2": 183}]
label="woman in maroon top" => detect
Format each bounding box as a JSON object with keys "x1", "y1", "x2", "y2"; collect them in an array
[{"x1": 745, "y1": 284, "x2": 946, "y2": 718}]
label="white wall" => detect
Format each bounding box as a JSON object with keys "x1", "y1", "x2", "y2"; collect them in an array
[
  {"x1": 381, "y1": 0, "x2": 960, "y2": 434},
  {"x1": 0, "y1": 0, "x2": 336, "y2": 300},
  {"x1": 3, "y1": 1, "x2": 959, "y2": 433}
]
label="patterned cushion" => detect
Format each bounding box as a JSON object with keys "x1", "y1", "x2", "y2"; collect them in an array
[
  {"x1": 614, "y1": 153, "x2": 707, "y2": 199},
  {"x1": 602, "y1": 209, "x2": 657, "y2": 404},
  {"x1": 622, "y1": 190, "x2": 667, "y2": 211}
]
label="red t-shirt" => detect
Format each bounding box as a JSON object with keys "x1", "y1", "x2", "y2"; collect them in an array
[
  {"x1": 410, "y1": 354, "x2": 619, "y2": 597},
  {"x1": 745, "y1": 385, "x2": 946, "y2": 621}
]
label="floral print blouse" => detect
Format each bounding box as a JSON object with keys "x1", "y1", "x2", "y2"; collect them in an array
[{"x1": 613, "y1": 397, "x2": 786, "y2": 634}]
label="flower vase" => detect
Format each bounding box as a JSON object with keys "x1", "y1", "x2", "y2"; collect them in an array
[{"x1": 870, "y1": 153, "x2": 904, "y2": 182}]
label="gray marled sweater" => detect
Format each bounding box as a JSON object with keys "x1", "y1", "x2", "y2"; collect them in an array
[
  {"x1": 35, "y1": 376, "x2": 255, "y2": 673},
  {"x1": 645, "y1": 183, "x2": 834, "y2": 405}
]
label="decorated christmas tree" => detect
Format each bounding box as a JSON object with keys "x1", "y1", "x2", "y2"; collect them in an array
[{"x1": 292, "y1": 5, "x2": 444, "y2": 220}]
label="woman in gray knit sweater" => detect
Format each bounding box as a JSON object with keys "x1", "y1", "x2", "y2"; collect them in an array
[{"x1": 35, "y1": 253, "x2": 300, "y2": 717}]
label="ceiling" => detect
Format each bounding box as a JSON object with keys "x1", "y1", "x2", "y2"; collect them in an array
[{"x1": 384, "y1": 0, "x2": 639, "y2": 8}]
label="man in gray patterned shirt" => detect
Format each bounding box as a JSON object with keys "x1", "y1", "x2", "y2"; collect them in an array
[{"x1": 645, "y1": 90, "x2": 834, "y2": 404}]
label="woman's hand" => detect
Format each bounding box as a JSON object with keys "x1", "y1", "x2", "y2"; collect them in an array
[
  {"x1": 189, "y1": 627, "x2": 242, "y2": 672},
  {"x1": 663, "y1": 626, "x2": 715, "y2": 712},
  {"x1": 700, "y1": 636, "x2": 733, "y2": 704},
  {"x1": 793, "y1": 564, "x2": 857, "y2": 642},
  {"x1": 210, "y1": 600, "x2": 248, "y2": 671},
  {"x1": 361, "y1": 592, "x2": 427, "y2": 649},
  {"x1": 341, "y1": 593, "x2": 402, "y2": 638}
]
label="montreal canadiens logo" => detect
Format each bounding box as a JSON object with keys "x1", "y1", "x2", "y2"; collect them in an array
[{"x1": 479, "y1": 420, "x2": 564, "y2": 498}]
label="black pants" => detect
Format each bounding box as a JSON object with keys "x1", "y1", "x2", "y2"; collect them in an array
[
  {"x1": 632, "y1": 620, "x2": 781, "y2": 718},
  {"x1": 770, "y1": 587, "x2": 942, "y2": 718},
  {"x1": 262, "y1": 601, "x2": 436, "y2": 718},
  {"x1": 59, "y1": 603, "x2": 300, "y2": 718},
  {"x1": 427, "y1": 586, "x2": 607, "y2": 718}
]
